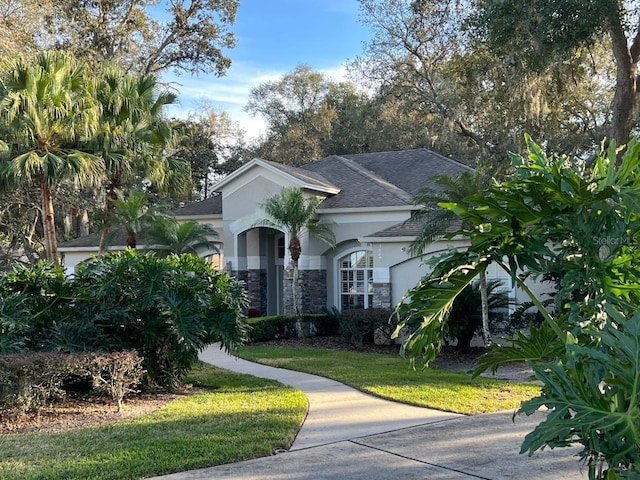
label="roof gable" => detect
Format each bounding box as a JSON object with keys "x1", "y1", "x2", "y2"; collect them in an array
[{"x1": 212, "y1": 158, "x2": 340, "y2": 195}]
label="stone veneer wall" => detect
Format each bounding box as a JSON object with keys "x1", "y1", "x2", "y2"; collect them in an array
[
  {"x1": 234, "y1": 269, "x2": 267, "y2": 315},
  {"x1": 283, "y1": 268, "x2": 327, "y2": 314},
  {"x1": 372, "y1": 282, "x2": 391, "y2": 309}
]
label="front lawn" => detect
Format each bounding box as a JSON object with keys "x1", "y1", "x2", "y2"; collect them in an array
[
  {"x1": 0, "y1": 363, "x2": 307, "y2": 480},
  {"x1": 238, "y1": 345, "x2": 539, "y2": 415}
]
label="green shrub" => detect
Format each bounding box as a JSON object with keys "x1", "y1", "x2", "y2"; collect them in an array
[
  {"x1": 337, "y1": 308, "x2": 394, "y2": 346},
  {"x1": 0, "y1": 262, "x2": 76, "y2": 352},
  {"x1": 246, "y1": 315, "x2": 297, "y2": 341},
  {"x1": 68, "y1": 251, "x2": 249, "y2": 389},
  {"x1": 0, "y1": 352, "x2": 77, "y2": 415},
  {"x1": 0, "y1": 252, "x2": 248, "y2": 391},
  {"x1": 448, "y1": 279, "x2": 509, "y2": 353},
  {"x1": 246, "y1": 314, "x2": 333, "y2": 342}
]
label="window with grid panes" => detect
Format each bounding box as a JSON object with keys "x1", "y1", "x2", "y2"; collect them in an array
[{"x1": 339, "y1": 250, "x2": 374, "y2": 310}]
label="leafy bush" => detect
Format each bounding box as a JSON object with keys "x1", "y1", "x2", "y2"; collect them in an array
[
  {"x1": 246, "y1": 314, "x2": 333, "y2": 342},
  {"x1": 337, "y1": 308, "x2": 394, "y2": 346},
  {"x1": 0, "y1": 251, "x2": 249, "y2": 390},
  {"x1": 246, "y1": 315, "x2": 297, "y2": 341},
  {"x1": 395, "y1": 136, "x2": 640, "y2": 478},
  {"x1": 520, "y1": 307, "x2": 640, "y2": 478},
  {"x1": 0, "y1": 262, "x2": 76, "y2": 352},
  {"x1": 67, "y1": 251, "x2": 249, "y2": 389},
  {"x1": 0, "y1": 352, "x2": 77, "y2": 416},
  {"x1": 448, "y1": 279, "x2": 509, "y2": 353},
  {"x1": 0, "y1": 351, "x2": 144, "y2": 416}
]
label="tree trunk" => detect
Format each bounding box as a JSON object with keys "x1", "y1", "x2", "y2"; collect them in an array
[
  {"x1": 289, "y1": 235, "x2": 301, "y2": 263},
  {"x1": 78, "y1": 208, "x2": 90, "y2": 237},
  {"x1": 607, "y1": 14, "x2": 640, "y2": 152},
  {"x1": 127, "y1": 232, "x2": 136, "y2": 249},
  {"x1": 100, "y1": 171, "x2": 123, "y2": 252},
  {"x1": 39, "y1": 181, "x2": 59, "y2": 265},
  {"x1": 479, "y1": 270, "x2": 491, "y2": 345},
  {"x1": 292, "y1": 263, "x2": 304, "y2": 338},
  {"x1": 288, "y1": 234, "x2": 305, "y2": 337}
]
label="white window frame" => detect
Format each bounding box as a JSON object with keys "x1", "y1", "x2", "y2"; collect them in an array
[{"x1": 338, "y1": 249, "x2": 374, "y2": 310}]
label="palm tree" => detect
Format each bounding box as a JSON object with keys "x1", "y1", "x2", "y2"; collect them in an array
[
  {"x1": 409, "y1": 167, "x2": 497, "y2": 344},
  {"x1": 257, "y1": 187, "x2": 335, "y2": 331},
  {"x1": 145, "y1": 215, "x2": 218, "y2": 256},
  {"x1": 108, "y1": 190, "x2": 156, "y2": 249},
  {"x1": 0, "y1": 51, "x2": 103, "y2": 264},
  {"x1": 95, "y1": 65, "x2": 190, "y2": 249}
]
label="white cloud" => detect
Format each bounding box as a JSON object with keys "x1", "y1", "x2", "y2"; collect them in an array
[
  {"x1": 163, "y1": 63, "x2": 286, "y2": 140},
  {"x1": 164, "y1": 61, "x2": 354, "y2": 141}
]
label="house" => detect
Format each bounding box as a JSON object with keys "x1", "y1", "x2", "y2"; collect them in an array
[{"x1": 59, "y1": 149, "x2": 534, "y2": 316}]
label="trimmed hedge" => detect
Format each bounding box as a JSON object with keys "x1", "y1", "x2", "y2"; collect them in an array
[
  {"x1": 337, "y1": 308, "x2": 396, "y2": 346},
  {"x1": 246, "y1": 314, "x2": 335, "y2": 342},
  {"x1": 0, "y1": 351, "x2": 143, "y2": 416}
]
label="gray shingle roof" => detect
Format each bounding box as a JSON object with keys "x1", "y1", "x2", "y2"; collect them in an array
[
  {"x1": 301, "y1": 149, "x2": 472, "y2": 209},
  {"x1": 60, "y1": 149, "x2": 471, "y2": 249},
  {"x1": 302, "y1": 155, "x2": 413, "y2": 208},
  {"x1": 365, "y1": 218, "x2": 462, "y2": 238},
  {"x1": 59, "y1": 227, "x2": 151, "y2": 249},
  {"x1": 365, "y1": 221, "x2": 425, "y2": 238},
  {"x1": 342, "y1": 149, "x2": 473, "y2": 196},
  {"x1": 172, "y1": 195, "x2": 222, "y2": 216}
]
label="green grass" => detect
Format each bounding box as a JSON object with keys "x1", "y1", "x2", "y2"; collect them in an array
[
  {"x1": 238, "y1": 345, "x2": 540, "y2": 415},
  {"x1": 0, "y1": 363, "x2": 307, "y2": 480}
]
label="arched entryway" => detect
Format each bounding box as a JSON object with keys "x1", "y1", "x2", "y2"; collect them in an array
[{"x1": 235, "y1": 227, "x2": 284, "y2": 316}]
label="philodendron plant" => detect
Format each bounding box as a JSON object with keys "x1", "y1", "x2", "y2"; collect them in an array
[{"x1": 395, "y1": 135, "x2": 640, "y2": 478}]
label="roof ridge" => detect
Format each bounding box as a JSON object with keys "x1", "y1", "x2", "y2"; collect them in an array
[
  {"x1": 332, "y1": 155, "x2": 414, "y2": 204},
  {"x1": 344, "y1": 148, "x2": 474, "y2": 171},
  {"x1": 262, "y1": 158, "x2": 339, "y2": 190}
]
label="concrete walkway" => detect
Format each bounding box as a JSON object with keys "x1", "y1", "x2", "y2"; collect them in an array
[{"x1": 148, "y1": 345, "x2": 588, "y2": 480}]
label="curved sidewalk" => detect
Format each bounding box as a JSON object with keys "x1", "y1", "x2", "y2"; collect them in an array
[{"x1": 148, "y1": 345, "x2": 587, "y2": 480}]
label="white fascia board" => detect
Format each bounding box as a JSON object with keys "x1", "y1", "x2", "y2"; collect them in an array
[
  {"x1": 358, "y1": 236, "x2": 417, "y2": 243},
  {"x1": 58, "y1": 246, "x2": 104, "y2": 253},
  {"x1": 59, "y1": 244, "x2": 151, "y2": 253},
  {"x1": 317, "y1": 205, "x2": 413, "y2": 215},
  {"x1": 174, "y1": 214, "x2": 222, "y2": 221},
  {"x1": 213, "y1": 158, "x2": 339, "y2": 195},
  {"x1": 358, "y1": 233, "x2": 468, "y2": 245}
]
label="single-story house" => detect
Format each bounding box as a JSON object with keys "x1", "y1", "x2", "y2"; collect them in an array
[{"x1": 60, "y1": 149, "x2": 543, "y2": 316}]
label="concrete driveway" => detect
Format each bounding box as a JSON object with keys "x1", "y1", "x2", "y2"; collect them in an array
[{"x1": 147, "y1": 346, "x2": 587, "y2": 480}]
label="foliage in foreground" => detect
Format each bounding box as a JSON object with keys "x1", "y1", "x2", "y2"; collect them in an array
[
  {"x1": 0, "y1": 363, "x2": 307, "y2": 480},
  {"x1": 394, "y1": 136, "x2": 640, "y2": 478},
  {"x1": 0, "y1": 251, "x2": 249, "y2": 389},
  {"x1": 239, "y1": 345, "x2": 539, "y2": 415}
]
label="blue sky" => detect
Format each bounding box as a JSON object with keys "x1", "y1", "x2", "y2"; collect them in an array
[{"x1": 164, "y1": 0, "x2": 372, "y2": 139}]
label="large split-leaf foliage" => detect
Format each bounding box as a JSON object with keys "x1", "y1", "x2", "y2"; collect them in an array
[
  {"x1": 0, "y1": 251, "x2": 248, "y2": 389},
  {"x1": 395, "y1": 136, "x2": 640, "y2": 478}
]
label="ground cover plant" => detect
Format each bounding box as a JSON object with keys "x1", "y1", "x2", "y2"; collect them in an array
[
  {"x1": 395, "y1": 136, "x2": 640, "y2": 478},
  {"x1": 0, "y1": 363, "x2": 307, "y2": 480},
  {"x1": 238, "y1": 344, "x2": 539, "y2": 415}
]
